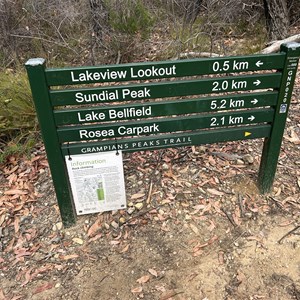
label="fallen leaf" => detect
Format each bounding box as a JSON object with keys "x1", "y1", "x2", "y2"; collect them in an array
[
  {"x1": 60, "y1": 254, "x2": 79, "y2": 260},
  {"x1": 148, "y1": 268, "x2": 158, "y2": 277},
  {"x1": 130, "y1": 193, "x2": 145, "y2": 200},
  {"x1": 136, "y1": 275, "x2": 150, "y2": 284},
  {"x1": 131, "y1": 286, "x2": 143, "y2": 293},
  {"x1": 33, "y1": 283, "x2": 53, "y2": 295},
  {"x1": 0, "y1": 214, "x2": 6, "y2": 227},
  {"x1": 110, "y1": 240, "x2": 120, "y2": 245},
  {"x1": 21, "y1": 267, "x2": 33, "y2": 286},
  {"x1": 88, "y1": 233, "x2": 102, "y2": 242},
  {"x1": 120, "y1": 244, "x2": 130, "y2": 253},
  {"x1": 87, "y1": 218, "x2": 101, "y2": 237},
  {"x1": 207, "y1": 188, "x2": 224, "y2": 196},
  {"x1": 14, "y1": 217, "x2": 20, "y2": 234},
  {"x1": 278, "y1": 220, "x2": 294, "y2": 227},
  {"x1": 0, "y1": 288, "x2": 5, "y2": 300},
  {"x1": 189, "y1": 223, "x2": 199, "y2": 234},
  {"x1": 72, "y1": 238, "x2": 84, "y2": 245},
  {"x1": 4, "y1": 189, "x2": 28, "y2": 195},
  {"x1": 193, "y1": 249, "x2": 203, "y2": 257},
  {"x1": 10, "y1": 296, "x2": 23, "y2": 300}
]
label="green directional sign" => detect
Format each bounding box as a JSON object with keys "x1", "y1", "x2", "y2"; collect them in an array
[
  {"x1": 50, "y1": 73, "x2": 281, "y2": 106},
  {"x1": 54, "y1": 91, "x2": 278, "y2": 125},
  {"x1": 25, "y1": 42, "x2": 300, "y2": 227},
  {"x1": 61, "y1": 124, "x2": 272, "y2": 155},
  {"x1": 46, "y1": 53, "x2": 285, "y2": 85},
  {"x1": 57, "y1": 108, "x2": 274, "y2": 142}
]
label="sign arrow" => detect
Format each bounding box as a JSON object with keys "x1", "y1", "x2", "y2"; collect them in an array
[
  {"x1": 244, "y1": 132, "x2": 252, "y2": 137},
  {"x1": 255, "y1": 60, "x2": 264, "y2": 67},
  {"x1": 253, "y1": 80, "x2": 261, "y2": 86},
  {"x1": 248, "y1": 115, "x2": 255, "y2": 121},
  {"x1": 251, "y1": 98, "x2": 258, "y2": 105}
]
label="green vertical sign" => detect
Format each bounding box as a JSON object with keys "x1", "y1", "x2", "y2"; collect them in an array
[
  {"x1": 25, "y1": 59, "x2": 76, "y2": 226},
  {"x1": 258, "y1": 43, "x2": 300, "y2": 193}
]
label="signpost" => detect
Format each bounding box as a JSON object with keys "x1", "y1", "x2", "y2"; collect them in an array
[{"x1": 26, "y1": 43, "x2": 300, "y2": 226}]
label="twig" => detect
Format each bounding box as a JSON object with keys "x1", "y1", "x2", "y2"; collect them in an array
[
  {"x1": 9, "y1": 33, "x2": 79, "y2": 54},
  {"x1": 146, "y1": 181, "x2": 153, "y2": 204},
  {"x1": 121, "y1": 204, "x2": 162, "y2": 227},
  {"x1": 221, "y1": 207, "x2": 237, "y2": 227},
  {"x1": 160, "y1": 290, "x2": 184, "y2": 300},
  {"x1": 238, "y1": 193, "x2": 245, "y2": 217},
  {"x1": 278, "y1": 225, "x2": 300, "y2": 244},
  {"x1": 268, "y1": 196, "x2": 285, "y2": 210}
]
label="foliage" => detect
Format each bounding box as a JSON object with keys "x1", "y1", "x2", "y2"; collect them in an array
[
  {"x1": 0, "y1": 70, "x2": 37, "y2": 162},
  {"x1": 108, "y1": 0, "x2": 154, "y2": 39}
]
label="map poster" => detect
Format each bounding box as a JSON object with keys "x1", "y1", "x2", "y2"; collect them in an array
[{"x1": 65, "y1": 151, "x2": 126, "y2": 215}]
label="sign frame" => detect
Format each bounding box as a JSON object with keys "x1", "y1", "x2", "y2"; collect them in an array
[{"x1": 25, "y1": 43, "x2": 300, "y2": 226}]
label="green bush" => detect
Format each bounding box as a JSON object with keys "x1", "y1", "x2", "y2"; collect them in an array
[
  {"x1": 0, "y1": 70, "x2": 37, "y2": 162},
  {"x1": 108, "y1": 0, "x2": 154, "y2": 39}
]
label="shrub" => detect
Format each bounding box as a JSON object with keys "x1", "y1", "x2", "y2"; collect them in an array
[{"x1": 0, "y1": 70, "x2": 37, "y2": 162}]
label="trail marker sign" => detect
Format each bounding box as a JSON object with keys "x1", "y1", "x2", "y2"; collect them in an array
[{"x1": 26, "y1": 42, "x2": 300, "y2": 226}]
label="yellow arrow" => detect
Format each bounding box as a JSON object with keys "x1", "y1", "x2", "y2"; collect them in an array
[{"x1": 244, "y1": 132, "x2": 252, "y2": 137}]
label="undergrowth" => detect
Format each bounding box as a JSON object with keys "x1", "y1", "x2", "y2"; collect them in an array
[{"x1": 0, "y1": 70, "x2": 37, "y2": 163}]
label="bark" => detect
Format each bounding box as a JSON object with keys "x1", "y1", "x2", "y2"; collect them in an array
[
  {"x1": 263, "y1": 0, "x2": 289, "y2": 40},
  {"x1": 184, "y1": 0, "x2": 202, "y2": 25},
  {"x1": 261, "y1": 33, "x2": 300, "y2": 53},
  {"x1": 89, "y1": 0, "x2": 109, "y2": 43}
]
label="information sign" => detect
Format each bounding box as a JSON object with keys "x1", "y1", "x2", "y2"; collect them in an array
[
  {"x1": 65, "y1": 152, "x2": 126, "y2": 215},
  {"x1": 25, "y1": 42, "x2": 300, "y2": 226}
]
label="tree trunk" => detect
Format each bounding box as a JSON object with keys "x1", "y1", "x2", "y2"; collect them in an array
[
  {"x1": 89, "y1": 0, "x2": 109, "y2": 43},
  {"x1": 184, "y1": 0, "x2": 202, "y2": 25},
  {"x1": 263, "y1": 0, "x2": 289, "y2": 40}
]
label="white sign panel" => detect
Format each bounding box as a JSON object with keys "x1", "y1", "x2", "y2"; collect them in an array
[{"x1": 65, "y1": 151, "x2": 126, "y2": 215}]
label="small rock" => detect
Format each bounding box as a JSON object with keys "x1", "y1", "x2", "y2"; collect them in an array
[
  {"x1": 128, "y1": 202, "x2": 134, "y2": 207},
  {"x1": 185, "y1": 182, "x2": 192, "y2": 188},
  {"x1": 53, "y1": 222, "x2": 63, "y2": 231},
  {"x1": 55, "y1": 283, "x2": 61, "y2": 288},
  {"x1": 198, "y1": 146, "x2": 207, "y2": 153},
  {"x1": 135, "y1": 203, "x2": 144, "y2": 210},
  {"x1": 127, "y1": 175, "x2": 137, "y2": 182},
  {"x1": 162, "y1": 163, "x2": 169, "y2": 170},
  {"x1": 127, "y1": 207, "x2": 135, "y2": 215},
  {"x1": 72, "y1": 238, "x2": 84, "y2": 245},
  {"x1": 243, "y1": 154, "x2": 254, "y2": 164},
  {"x1": 104, "y1": 223, "x2": 110, "y2": 230},
  {"x1": 111, "y1": 221, "x2": 119, "y2": 229},
  {"x1": 236, "y1": 159, "x2": 244, "y2": 165},
  {"x1": 158, "y1": 209, "x2": 165, "y2": 215},
  {"x1": 119, "y1": 217, "x2": 126, "y2": 224}
]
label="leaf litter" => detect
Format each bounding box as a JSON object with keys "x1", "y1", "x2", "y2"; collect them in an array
[{"x1": 0, "y1": 68, "x2": 299, "y2": 300}]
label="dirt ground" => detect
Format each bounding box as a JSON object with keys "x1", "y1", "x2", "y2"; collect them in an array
[{"x1": 1, "y1": 61, "x2": 300, "y2": 300}]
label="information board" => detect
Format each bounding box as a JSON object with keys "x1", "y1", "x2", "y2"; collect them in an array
[{"x1": 25, "y1": 42, "x2": 300, "y2": 226}]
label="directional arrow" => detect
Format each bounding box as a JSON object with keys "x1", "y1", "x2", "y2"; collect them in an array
[
  {"x1": 253, "y1": 80, "x2": 261, "y2": 86},
  {"x1": 248, "y1": 115, "x2": 255, "y2": 121},
  {"x1": 244, "y1": 132, "x2": 252, "y2": 137},
  {"x1": 251, "y1": 98, "x2": 258, "y2": 105},
  {"x1": 255, "y1": 60, "x2": 264, "y2": 67}
]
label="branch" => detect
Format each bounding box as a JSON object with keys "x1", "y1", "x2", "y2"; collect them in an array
[
  {"x1": 173, "y1": 51, "x2": 222, "y2": 60},
  {"x1": 261, "y1": 34, "x2": 300, "y2": 54},
  {"x1": 9, "y1": 34, "x2": 79, "y2": 55}
]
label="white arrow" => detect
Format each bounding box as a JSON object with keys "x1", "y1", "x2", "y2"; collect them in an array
[
  {"x1": 248, "y1": 115, "x2": 255, "y2": 121},
  {"x1": 251, "y1": 98, "x2": 258, "y2": 105},
  {"x1": 256, "y1": 60, "x2": 264, "y2": 67},
  {"x1": 253, "y1": 80, "x2": 261, "y2": 86}
]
